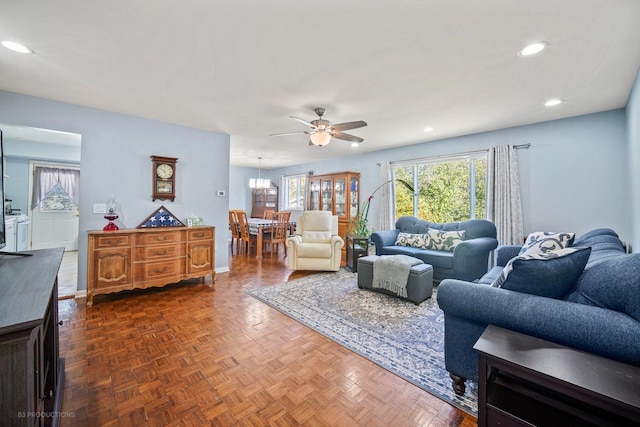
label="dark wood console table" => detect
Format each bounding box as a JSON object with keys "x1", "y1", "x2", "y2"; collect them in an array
[
  {"x1": 474, "y1": 325, "x2": 640, "y2": 427},
  {"x1": 0, "y1": 248, "x2": 65, "y2": 426}
]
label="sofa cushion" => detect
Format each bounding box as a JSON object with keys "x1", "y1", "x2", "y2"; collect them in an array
[
  {"x1": 564, "y1": 253, "x2": 640, "y2": 321},
  {"x1": 381, "y1": 246, "x2": 454, "y2": 269},
  {"x1": 492, "y1": 246, "x2": 591, "y2": 299},
  {"x1": 394, "y1": 232, "x2": 428, "y2": 248},
  {"x1": 394, "y1": 229, "x2": 465, "y2": 251},
  {"x1": 425, "y1": 228, "x2": 465, "y2": 251},
  {"x1": 519, "y1": 231, "x2": 575, "y2": 255}
]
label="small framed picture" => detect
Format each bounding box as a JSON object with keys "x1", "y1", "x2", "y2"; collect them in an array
[{"x1": 187, "y1": 218, "x2": 193, "y2": 227}]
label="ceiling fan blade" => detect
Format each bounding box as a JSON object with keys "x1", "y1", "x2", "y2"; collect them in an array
[
  {"x1": 332, "y1": 131, "x2": 364, "y2": 143},
  {"x1": 269, "y1": 131, "x2": 309, "y2": 137},
  {"x1": 331, "y1": 120, "x2": 367, "y2": 132},
  {"x1": 290, "y1": 116, "x2": 315, "y2": 128}
]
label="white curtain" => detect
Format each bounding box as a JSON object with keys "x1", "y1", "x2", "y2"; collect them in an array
[
  {"x1": 487, "y1": 145, "x2": 523, "y2": 245},
  {"x1": 378, "y1": 161, "x2": 393, "y2": 231},
  {"x1": 31, "y1": 166, "x2": 80, "y2": 209}
]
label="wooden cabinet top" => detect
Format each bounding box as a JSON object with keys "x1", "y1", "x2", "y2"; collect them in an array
[
  {"x1": 308, "y1": 171, "x2": 360, "y2": 179},
  {"x1": 0, "y1": 248, "x2": 64, "y2": 334},
  {"x1": 88, "y1": 226, "x2": 213, "y2": 236}
]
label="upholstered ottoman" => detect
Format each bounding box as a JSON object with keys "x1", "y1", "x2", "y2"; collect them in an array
[{"x1": 357, "y1": 255, "x2": 434, "y2": 304}]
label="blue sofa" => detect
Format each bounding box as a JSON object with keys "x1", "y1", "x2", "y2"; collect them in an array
[
  {"x1": 371, "y1": 216, "x2": 498, "y2": 282},
  {"x1": 437, "y1": 228, "x2": 640, "y2": 395}
]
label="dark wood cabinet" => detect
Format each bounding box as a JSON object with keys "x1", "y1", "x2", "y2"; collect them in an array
[
  {"x1": 0, "y1": 248, "x2": 65, "y2": 427},
  {"x1": 251, "y1": 187, "x2": 278, "y2": 218},
  {"x1": 474, "y1": 325, "x2": 640, "y2": 427}
]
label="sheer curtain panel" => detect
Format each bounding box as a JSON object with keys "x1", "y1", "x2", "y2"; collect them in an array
[{"x1": 487, "y1": 145, "x2": 523, "y2": 245}]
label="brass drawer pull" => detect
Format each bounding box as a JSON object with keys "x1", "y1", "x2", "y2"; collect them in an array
[
  {"x1": 153, "y1": 266, "x2": 169, "y2": 273},
  {"x1": 105, "y1": 238, "x2": 123, "y2": 245},
  {"x1": 154, "y1": 236, "x2": 170, "y2": 241},
  {"x1": 194, "y1": 233, "x2": 205, "y2": 238},
  {"x1": 154, "y1": 249, "x2": 169, "y2": 255}
]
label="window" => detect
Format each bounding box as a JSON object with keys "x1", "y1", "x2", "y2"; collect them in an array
[
  {"x1": 393, "y1": 153, "x2": 487, "y2": 222},
  {"x1": 282, "y1": 174, "x2": 307, "y2": 210}
]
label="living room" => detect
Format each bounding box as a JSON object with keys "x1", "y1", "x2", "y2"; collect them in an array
[{"x1": 1, "y1": 1, "x2": 640, "y2": 425}]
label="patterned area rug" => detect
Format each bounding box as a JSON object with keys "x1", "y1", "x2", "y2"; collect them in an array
[{"x1": 247, "y1": 269, "x2": 478, "y2": 416}]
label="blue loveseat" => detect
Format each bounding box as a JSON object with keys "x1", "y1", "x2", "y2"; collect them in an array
[
  {"x1": 437, "y1": 228, "x2": 640, "y2": 395},
  {"x1": 371, "y1": 216, "x2": 498, "y2": 282}
]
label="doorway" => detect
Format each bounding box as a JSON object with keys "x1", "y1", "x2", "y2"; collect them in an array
[
  {"x1": 29, "y1": 161, "x2": 80, "y2": 251},
  {"x1": 1, "y1": 123, "x2": 82, "y2": 298}
]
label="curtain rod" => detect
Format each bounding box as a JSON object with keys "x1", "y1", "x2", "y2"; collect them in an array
[{"x1": 378, "y1": 143, "x2": 531, "y2": 166}]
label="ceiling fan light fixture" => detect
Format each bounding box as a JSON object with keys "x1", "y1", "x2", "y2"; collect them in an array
[{"x1": 310, "y1": 131, "x2": 332, "y2": 146}]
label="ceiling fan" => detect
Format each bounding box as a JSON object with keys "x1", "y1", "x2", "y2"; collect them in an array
[{"x1": 270, "y1": 108, "x2": 367, "y2": 146}]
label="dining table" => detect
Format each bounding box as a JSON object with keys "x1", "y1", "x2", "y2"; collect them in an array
[{"x1": 247, "y1": 217, "x2": 296, "y2": 258}]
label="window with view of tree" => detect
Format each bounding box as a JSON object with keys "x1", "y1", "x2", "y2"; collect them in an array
[
  {"x1": 282, "y1": 174, "x2": 307, "y2": 210},
  {"x1": 393, "y1": 153, "x2": 487, "y2": 223}
]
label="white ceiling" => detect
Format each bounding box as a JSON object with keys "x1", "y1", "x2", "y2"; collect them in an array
[{"x1": 1, "y1": 0, "x2": 639, "y2": 169}]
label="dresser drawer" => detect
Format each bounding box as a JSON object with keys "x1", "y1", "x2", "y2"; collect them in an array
[
  {"x1": 187, "y1": 228, "x2": 213, "y2": 241},
  {"x1": 137, "y1": 231, "x2": 183, "y2": 245},
  {"x1": 136, "y1": 244, "x2": 184, "y2": 260},
  {"x1": 140, "y1": 259, "x2": 181, "y2": 280},
  {"x1": 93, "y1": 234, "x2": 132, "y2": 248}
]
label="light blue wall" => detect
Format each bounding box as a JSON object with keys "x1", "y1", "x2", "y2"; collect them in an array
[
  {"x1": 0, "y1": 90, "x2": 231, "y2": 291},
  {"x1": 627, "y1": 68, "x2": 640, "y2": 252},
  {"x1": 4, "y1": 157, "x2": 32, "y2": 213},
  {"x1": 262, "y1": 109, "x2": 632, "y2": 244}
]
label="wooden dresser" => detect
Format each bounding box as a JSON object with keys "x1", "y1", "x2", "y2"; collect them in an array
[
  {"x1": 87, "y1": 226, "x2": 215, "y2": 306},
  {"x1": 0, "y1": 248, "x2": 65, "y2": 427}
]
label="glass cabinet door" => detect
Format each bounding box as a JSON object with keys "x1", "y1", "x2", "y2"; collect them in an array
[
  {"x1": 309, "y1": 179, "x2": 320, "y2": 210},
  {"x1": 334, "y1": 178, "x2": 346, "y2": 217},
  {"x1": 350, "y1": 176, "x2": 359, "y2": 219},
  {"x1": 321, "y1": 179, "x2": 333, "y2": 211}
]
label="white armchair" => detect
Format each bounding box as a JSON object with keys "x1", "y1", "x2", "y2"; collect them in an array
[{"x1": 287, "y1": 210, "x2": 344, "y2": 271}]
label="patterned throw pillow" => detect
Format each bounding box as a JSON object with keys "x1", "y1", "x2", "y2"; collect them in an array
[
  {"x1": 519, "y1": 231, "x2": 575, "y2": 256},
  {"x1": 395, "y1": 232, "x2": 428, "y2": 248},
  {"x1": 492, "y1": 246, "x2": 591, "y2": 299},
  {"x1": 424, "y1": 228, "x2": 465, "y2": 252}
]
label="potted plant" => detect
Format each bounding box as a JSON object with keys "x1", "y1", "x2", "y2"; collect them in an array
[{"x1": 350, "y1": 178, "x2": 414, "y2": 237}]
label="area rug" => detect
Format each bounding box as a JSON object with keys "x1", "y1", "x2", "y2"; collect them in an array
[{"x1": 247, "y1": 269, "x2": 478, "y2": 416}]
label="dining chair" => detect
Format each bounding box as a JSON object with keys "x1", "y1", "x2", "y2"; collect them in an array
[
  {"x1": 263, "y1": 212, "x2": 290, "y2": 257},
  {"x1": 228, "y1": 210, "x2": 242, "y2": 254},
  {"x1": 236, "y1": 210, "x2": 257, "y2": 255},
  {"x1": 263, "y1": 210, "x2": 276, "y2": 219}
]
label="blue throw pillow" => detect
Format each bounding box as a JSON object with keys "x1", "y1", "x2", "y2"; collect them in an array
[
  {"x1": 565, "y1": 253, "x2": 640, "y2": 322},
  {"x1": 492, "y1": 246, "x2": 591, "y2": 299}
]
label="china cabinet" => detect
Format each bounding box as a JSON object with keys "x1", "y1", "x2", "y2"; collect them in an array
[
  {"x1": 307, "y1": 171, "x2": 360, "y2": 264},
  {"x1": 251, "y1": 186, "x2": 278, "y2": 218}
]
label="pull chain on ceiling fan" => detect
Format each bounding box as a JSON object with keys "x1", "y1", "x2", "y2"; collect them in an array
[{"x1": 270, "y1": 108, "x2": 367, "y2": 146}]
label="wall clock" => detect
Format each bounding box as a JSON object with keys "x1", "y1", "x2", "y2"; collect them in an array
[{"x1": 151, "y1": 155, "x2": 178, "y2": 202}]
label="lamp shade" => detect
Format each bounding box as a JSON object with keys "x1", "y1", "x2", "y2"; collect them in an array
[{"x1": 310, "y1": 131, "x2": 332, "y2": 146}]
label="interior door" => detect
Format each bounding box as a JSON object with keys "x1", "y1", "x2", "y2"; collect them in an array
[
  {"x1": 29, "y1": 161, "x2": 80, "y2": 251},
  {"x1": 30, "y1": 207, "x2": 79, "y2": 250}
]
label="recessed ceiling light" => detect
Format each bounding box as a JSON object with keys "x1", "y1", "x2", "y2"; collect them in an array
[
  {"x1": 518, "y1": 42, "x2": 548, "y2": 57},
  {"x1": 351, "y1": 142, "x2": 360, "y2": 147},
  {"x1": 1, "y1": 40, "x2": 34, "y2": 54},
  {"x1": 544, "y1": 98, "x2": 563, "y2": 107},
  {"x1": 423, "y1": 127, "x2": 434, "y2": 133}
]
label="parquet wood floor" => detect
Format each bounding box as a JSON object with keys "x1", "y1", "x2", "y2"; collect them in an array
[{"x1": 58, "y1": 246, "x2": 477, "y2": 426}]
